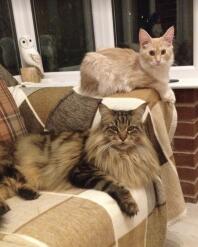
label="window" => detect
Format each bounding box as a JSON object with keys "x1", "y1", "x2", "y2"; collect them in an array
[
  {"x1": 6, "y1": 0, "x2": 198, "y2": 81},
  {"x1": 0, "y1": 0, "x2": 20, "y2": 74},
  {"x1": 31, "y1": 0, "x2": 95, "y2": 72},
  {"x1": 112, "y1": 0, "x2": 193, "y2": 66}
]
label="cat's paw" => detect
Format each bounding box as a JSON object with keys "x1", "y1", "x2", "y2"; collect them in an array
[
  {"x1": 115, "y1": 187, "x2": 139, "y2": 217},
  {"x1": 0, "y1": 201, "x2": 10, "y2": 215},
  {"x1": 162, "y1": 89, "x2": 176, "y2": 103},
  {"x1": 120, "y1": 198, "x2": 139, "y2": 217},
  {"x1": 17, "y1": 186, "x2": 40, "y2": 200}
]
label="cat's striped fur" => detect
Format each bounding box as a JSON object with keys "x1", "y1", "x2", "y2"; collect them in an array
[
  {"x1": 0, "y1": 103, "x2": 160, "y2": 221},
  {"x1": 0, "y1": 144, "x2": 39, "y2": 217},
  {"x1": 0, "y1": 131, "x2": 86, "y2": 222},
  {"x1": 69, "y1": 103, "x2": 160, "y2": 216}
]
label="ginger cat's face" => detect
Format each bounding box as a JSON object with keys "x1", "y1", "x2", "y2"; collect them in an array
[{"x1": 139, "y1": 26, "x2": 174, "y2": 67}]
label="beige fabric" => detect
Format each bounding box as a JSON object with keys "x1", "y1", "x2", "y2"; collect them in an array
[
  {"x1": 1, "y1": 234, "x2": 47, "y2": 247},
  {"x1": 26, "y1": 87, "x2": 73, "y2": 124},
  {"x1": 148, "y1": 102, "x2": 185, "y2": 222},
  {"x1": 118, "y1": 219, "x2": 147, "y2": 247},
  {"x1": 17, "y1": 198, "x2": 115, "y2": 247},
  {"x1": 161, "y1": 162, "x2": 186, "y2": 222},
  {"x1": 117, "y1": 205, "x2": 167, "y2": 247},
  {"x1": 1, "y1": 192, "x2": 115, "y2": 247},
  {"x1": 1, "y1": 193, "x2": 72, "y2": 233},
  {"x1": 146, "y1": 207, "x2": 167, "y2": 247},
  {"x1": 0, "y1": 188, "x2": 166, "y2": 247},
  {"x1": 4, "y1": 87, "x2": 185, "y2": 247},
  {"x1": 112, "y1": 88, "x2": 160, "y2": 107}
]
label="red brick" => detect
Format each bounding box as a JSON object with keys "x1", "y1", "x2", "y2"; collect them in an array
[
  {"x1": 175, "y1": 149, "x2": 198, "y2": 167},
  {"x1": 173, "y1": 89, "x2": 198, "y2": 202},
  {"x1": 177, "y1": 166, "x2": 198, "y2": 181},
  {"x1": 180, "y1": 180, "x2": 198, "y2": 195},
  {"x1": 184, "y1": 196, "x2": 198, "y2": 203},
  {"x1": 173, "y1": 134, "x2": 198, "y2": 151},
  {"x1": 176, "y1": 103, "x2": 198, "y2": 121},
  {"x1": 175, "y1": 119, "x2": 198, "y2": 136},
  {"x1": 174, "y1": 150, "x2": 198, "y2": 168},
  {"x1": 174, "y1": 89, "x2": 198, "y2": 103}
]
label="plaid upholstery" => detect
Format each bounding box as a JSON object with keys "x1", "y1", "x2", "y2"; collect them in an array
[
  {"x1": 4, "y1": 86, "x2": 185, "y2": 246},
  {"x1": 0, "y1": 80, "x2": 27, "y2": 143},
  {"x1": 0, "y1": 65, "x2": 18, "y2": 87}
]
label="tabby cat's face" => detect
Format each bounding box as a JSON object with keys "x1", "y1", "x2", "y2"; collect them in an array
[
  {"x1": 99, "y1": 104, "x2": 146, "y2": 150},
  {"x1": 139, "y1": 26, "x2": 174, "y2": 67}
]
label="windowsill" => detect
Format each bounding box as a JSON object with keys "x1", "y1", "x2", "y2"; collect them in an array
[
  {"x1": 14, "y1": 74, "x2": 198, "y2": 89},
  {"x1": 14, "y1": 71, "x2": 80, "y2": 87},
  {"x1": 170, "y1": 78, "x2": 198, "y2": 89}
]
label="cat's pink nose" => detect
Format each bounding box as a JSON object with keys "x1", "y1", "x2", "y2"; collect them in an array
[
  {"x1": 119, "y1": 133, "x2": 127, "y2": 142},
  {"x1": 156, "y1": 60, "x2": 161, "y2": 65}
]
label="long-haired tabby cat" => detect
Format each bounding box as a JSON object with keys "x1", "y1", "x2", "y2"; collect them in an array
[
  {"x1": 80, "y1": 26, "x2": 175, "y2": 103},
  {"x1": 69, "y1": 103, "x2": 160, "y2": 216},
  {"x1": 0, "y1": 103, "x2": 160, "y2": 220}
]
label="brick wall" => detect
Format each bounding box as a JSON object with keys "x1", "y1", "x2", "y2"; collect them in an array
[{"x1": 173, "y1": 89, "x2": 198, "y2": 203}]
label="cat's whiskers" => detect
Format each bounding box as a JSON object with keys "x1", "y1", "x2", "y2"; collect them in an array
[{"x1": 97, "y1": 142, "x2": 114, "y2": 154}]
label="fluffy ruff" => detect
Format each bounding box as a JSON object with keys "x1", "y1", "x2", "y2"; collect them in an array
[{"x1": 85, "y1": 126, "x2": 160, "y2": 189}]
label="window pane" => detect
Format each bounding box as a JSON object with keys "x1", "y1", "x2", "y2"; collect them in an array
[
  {"x1": 113, "y1": 0, "x2": 193, "y2": 66},
  {"x1": 0, "y1": 0, "x2": 20, "y2": 74},
  {"x1": 31, "y1": 0, "x2": 95, "y2": 72}
]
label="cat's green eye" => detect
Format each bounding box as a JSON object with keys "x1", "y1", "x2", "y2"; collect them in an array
[
  {"x1": 127, "y1": 126, "x2": 138, "y2": 133},
  {"x1": 161, "y1": 49, "x2": 166, "y2": 55},
  {"x1": 149, "y1": 50, "x2": 155, "y2": 56},
  {"x1": 110, "y1": 126, "x2": 118, "y2": 132}
]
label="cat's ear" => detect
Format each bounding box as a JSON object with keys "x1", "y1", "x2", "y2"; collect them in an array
[
  {"x1": 139, "y1": 29, "x2": 152, "y2": 48},
  {"x1": 132, "y1": 103, "x2": 147, "y2": 121},
  {"x1": 99, "y1": 104, "x2": 114, "y2": 123},
  {"x1": 163, "y1": 26, "x2": 174, "y2": 45}
]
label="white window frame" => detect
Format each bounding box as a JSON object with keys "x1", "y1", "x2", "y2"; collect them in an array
[
  {"x1": 11, "y1": 0, "x2": 197, "y2": 84},
  {"x1": 169, "y1": 0, "x2": 198, "y2": 80}
]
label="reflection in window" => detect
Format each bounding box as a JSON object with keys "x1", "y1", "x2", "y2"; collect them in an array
[
  {"x1": 31, "y1": 0, "x2": 95, "y2": 72},
  {"x1": 113, "y1": 0, "x2": 193, "y2": 66},
  {"x1": 0, "y1": 0, "x2": 20, "y2": 75}
]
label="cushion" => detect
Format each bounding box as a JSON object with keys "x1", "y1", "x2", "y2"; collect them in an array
[
  {"x1": 0, "y1": 80, "x2": 27, "y2": 143},
  {"x1": 0, "y1": 65, "x2": 18, "y2": 87},
  {"x1": 8, "y1": 86, "x2": 74, "y2": 133}
]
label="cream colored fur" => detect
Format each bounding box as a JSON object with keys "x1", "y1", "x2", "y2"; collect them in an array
[{"x1": 80, "y1": 26, "x2": 175, "y2": 103}]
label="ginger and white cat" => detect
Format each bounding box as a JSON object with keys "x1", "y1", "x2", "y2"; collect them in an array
[{"x1": 80, "y1": 26, "x2": 175, "y2": 103}]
